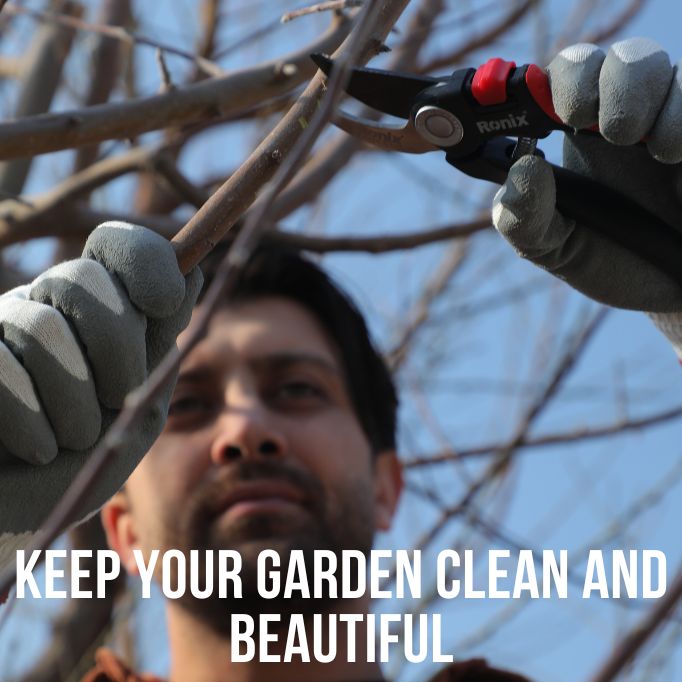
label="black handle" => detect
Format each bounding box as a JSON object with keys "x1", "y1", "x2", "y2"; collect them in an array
[
  {"x1": 553, "y1": 166, "x2": 682, "y2": 285},
  {"x1": 446, "y1": 138, "x2": 682, "y2": 288}
]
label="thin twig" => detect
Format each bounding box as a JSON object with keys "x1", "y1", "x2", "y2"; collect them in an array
[
  {"x1": 129, "y1": 0, "x2": 219, "y2": 215},
  {"x1": 282, "y1": 0, "x2": 364, "y2": 23},
  {"x1": 453, "y1": 455, "x2": 682, "y2": 653},
  {"x1": 387, "y1": 242, "x2": 468, "y2": 370},
  {"x1": 213, "y1": 18, "x2": 282, "y2": 60},
  {"x1": 438, "y1": 309, "x2": 609, "y2": 533},
  {"x1": 197, "y1": 0, "x2": 221, "y2": 61},
  {"x1": 155, "y1": 48, "x2": 174, "y2": 92},
  {"x1": 553, "y1": 0, "x2": 604, "y2": 49},
  {"x1": 582, "y1": 0, "x2": 649, "y2": 45},
  {"x1": 152, "y1": 155, "x2": 209, "y2": 209},
  {"x1": 0, "y1": 145, "x2": 168, "y2": 247},
  {"x1": 419, "y1": 0, "x2": 537, "y2": 72},
  {"x1": 403, "y1": 403, "x2": 682, "y2": 466},
  {"x1": 437, "y1": 276, "x2": 547, "y2": 321},
  {"x1": 3, "y1": 2, "x2": 224, "y2": 78},
  {"x1": 277, "y1": 218, "x2": 489, "y2": 252},
  {"x1": 254, "y1": 0, "x2": 446, "y2": 222},
  {"x1": 588, "y1": 561, "x2": 682, "y2": 682},
  {"x1": 0, "y1": 56, "x2": 21, "y2": 78},
  {"x1": 72, "y1": 0, "x2": 133, "y2": 176},
  {"x1": 0, "y1": 1, "x2": 81, "y2": 197},
  {"x1": 381, "y1": 307, "x2": 609, "y2": 589}
]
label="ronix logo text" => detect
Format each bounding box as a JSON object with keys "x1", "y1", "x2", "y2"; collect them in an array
[{"x1": 476, "y1": 112, "x2": 529, "y2": 133}]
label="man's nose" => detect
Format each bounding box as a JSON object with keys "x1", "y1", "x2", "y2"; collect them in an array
[{"x1": 209, "y1": 392, "x2": 288, "y2": 465}]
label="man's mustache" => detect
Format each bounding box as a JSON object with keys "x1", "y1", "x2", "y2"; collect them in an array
[{"x1": 188, "y1": 459, "x2": 326, "y2": 522}]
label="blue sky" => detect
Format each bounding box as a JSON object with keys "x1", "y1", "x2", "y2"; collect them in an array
[{"x1": 1, "y1": 1, "x2": 682, "y2": 681}]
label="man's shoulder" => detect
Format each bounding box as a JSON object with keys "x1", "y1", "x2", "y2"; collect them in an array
[
  {"x1": 81, "y1": 649, "x2": 531, "y2": 682},
  {"x1": 428, "y1": 658, "x2": 532, "y2": 681},
  {"x1": 81, "y1": 648, "x2": 165, "y2": 682}
]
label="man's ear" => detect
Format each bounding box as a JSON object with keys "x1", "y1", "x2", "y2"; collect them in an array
[
  {"x1": 373, "y1": 450, "x2": 403, "y2": 531},
  {"x1": 101, "y1": 490, "x2": 141, "y2": 576}
]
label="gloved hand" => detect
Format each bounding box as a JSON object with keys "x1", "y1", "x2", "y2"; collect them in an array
[
  {"x1": 0, "y1": 222, "x2": 202, "y2": 574},
  {"x1": 492, "y1": 38, "x2": 682, "y2": 355}
]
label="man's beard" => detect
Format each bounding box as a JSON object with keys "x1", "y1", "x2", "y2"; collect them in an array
[{"x1": 159, "y1": 458, "x2": 376, "y2": 635}]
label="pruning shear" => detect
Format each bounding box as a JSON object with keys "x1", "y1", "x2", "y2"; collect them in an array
[{"x1": 312, "y1": 54, "x2": 682, "y2": 287}]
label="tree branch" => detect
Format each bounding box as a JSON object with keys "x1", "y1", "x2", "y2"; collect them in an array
[
  {"x1": 281, "y1": 1, "x2": 364, "y2": 23},
  {"x1": 588, "y1": 560, "x2": 682, "y2": 682},
  {"x1": 419, "y1": 0, "x2": 537, "y2": 73},
  {"x1": 381, "y1": 308, "x2": 609, "y2": 588},
  {"x1": 0, "y1": 14, "x2": 351, "y2": 160},
  {"x1": 388, "y1": 242, "x2": 468, "y2": 370},
  {"x1": 0, "y1": 1, "x2": 81, "y2": 196},
  {"x1": 275, "y1": 217, "x2": 491, "y2": 252},
  {"x1": 403, "y1": 404, "x2": 682, "y2": 467},
  {"x1": 0, "y1": 0, "x2": 412, "y2": 603},
  {"x1": 72, "y1": 0, "x2": 132, "y2": 174},
  {"x1": 3, "y1": 1, "x2": 224, "y2": 78},
  {"x1": 170, "y1": 4, "x2": 410, "y2": 273},
  {"x1": 0, "y1": 145, "x2": 168, "y2": 248},
  {"x1": 582, "y1": 0, "x2": 649, "y2": 45},
  {"x1": 251, "y1": 0, "x2": 447, "y2": 222},
  {"x1": 151, "y1": 153, "x2": 210, "y2": 209}
]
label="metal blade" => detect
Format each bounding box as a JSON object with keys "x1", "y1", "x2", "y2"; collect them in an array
[
  {"x1": 331, "y1": 110, "x2": 438, "y2": 154},
  {"x1": 311, "y1": 53, "x2": 440, "y2": 120}
]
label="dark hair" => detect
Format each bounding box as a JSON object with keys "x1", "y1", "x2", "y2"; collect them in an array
[{"x1": 199, "y1": 244, "x2": 398, "y2": 452}]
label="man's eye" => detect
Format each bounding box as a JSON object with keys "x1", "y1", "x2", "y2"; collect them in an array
[
  {"x1": 168, "y1": 396, "x2": 214, "y2": 416},
  {"x1": 275, "y1": 381, "x2": 326, "y2": 401}
]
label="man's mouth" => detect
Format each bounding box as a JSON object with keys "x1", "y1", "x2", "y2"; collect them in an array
[{"x1": 214, "y1": 480, "x2": 309, "y2": 520}]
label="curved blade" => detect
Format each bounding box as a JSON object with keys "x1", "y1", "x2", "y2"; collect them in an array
[
  {"x1": 331, "y1": 110, "x2": 438, "y2": 154},
  {"x1": 311, "y1": 53, "x2": 440, "y2": 120}
]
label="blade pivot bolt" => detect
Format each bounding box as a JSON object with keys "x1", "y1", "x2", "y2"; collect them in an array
[{"x1": 414, "y1": 106, "x2": 464, "y2": 147}]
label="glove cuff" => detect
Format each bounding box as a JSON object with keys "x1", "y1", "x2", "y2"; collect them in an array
[{"x1": 647, "y1": 311, "x2": 682, "y2": 360}]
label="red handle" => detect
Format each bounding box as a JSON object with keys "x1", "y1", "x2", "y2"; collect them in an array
[
  {"x1": 472, "y1": 58, "x2": 565, "y2": 126},
  {"x1": 524, "y1": 64, "x2": 564, "y2": 125},
  {"x1": 471, "y1": 58, "x2": 516, "y2": 105}
]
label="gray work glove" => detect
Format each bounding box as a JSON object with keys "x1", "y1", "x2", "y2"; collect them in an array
[
  {"x1": 492, "y1": 38, "x2": 682, "y2": 356},
  {"x1": 0, "y1": 222, "x2": 202, "y2": 574}
]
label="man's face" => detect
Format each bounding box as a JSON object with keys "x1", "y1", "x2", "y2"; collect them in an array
[{"x1": 103, "y1": 296, "x2": 401, "y2": 624}]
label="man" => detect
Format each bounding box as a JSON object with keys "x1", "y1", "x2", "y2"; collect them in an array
[
  {"x1": 0, "y1": 37, "x2": 681, "y2": 681},
  {"x1": 90, "y1": 245, "x2": 531, "y2": 681}
]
